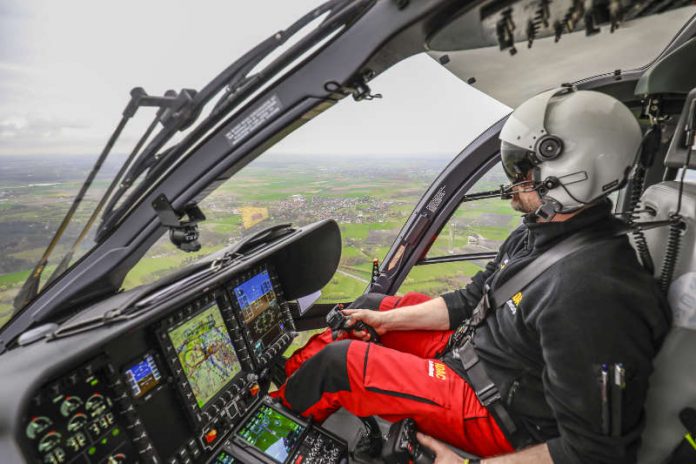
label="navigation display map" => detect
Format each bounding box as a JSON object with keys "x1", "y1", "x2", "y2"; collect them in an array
[
  {"x1": 236, "y1": 405, "x2": 305, "y2": 463},
  {"x1": 167, "y1": 304, "x2": 241, "y2": 408},
  {"x1": 233, "y1": 270, "x2": 284, "y2": 357}
]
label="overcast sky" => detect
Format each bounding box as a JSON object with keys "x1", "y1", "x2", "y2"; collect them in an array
[{"x1": 0, "y1": 0, "x2": 509, "y2": 157}]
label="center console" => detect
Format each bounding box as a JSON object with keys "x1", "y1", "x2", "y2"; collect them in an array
[{"x1": 223, "y1": 398, "x2": 348, "y2": 464}]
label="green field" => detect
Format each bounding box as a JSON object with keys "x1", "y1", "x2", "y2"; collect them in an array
[{"x1": 0, "y1": 157, "x2": 518, "y2": 331}]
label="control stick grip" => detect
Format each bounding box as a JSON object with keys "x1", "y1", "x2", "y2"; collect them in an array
[
  {"x1": 351, "y1": 319, "x2": 380, "y2": 343},
  {"x1": 325, "y1": 307, "x2": 380, "y2": 343},
  {"x1": 382, "y1": 419, "x2": 434, "y2": 464}
]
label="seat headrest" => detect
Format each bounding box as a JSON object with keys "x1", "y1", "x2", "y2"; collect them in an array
[
  {"x1": 640, "y1": 181, "x2": 696, "y2": 329},
  {"x1": 664, "y1": 88, "x2": 696, "y2": 169}
]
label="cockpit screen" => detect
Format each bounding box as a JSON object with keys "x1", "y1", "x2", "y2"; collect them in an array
[
  {"x1": 233, "y1": 270, "x2": 284, "y2": 357},
  {"x1": 167, "y1": 303, "x2": 241, "y2": 408},
  {"x1": 213, "y1": 450, "x2": 240, "y2": 463},
  {"x1": 124, "y1": 353, "x2": 161, "y2": 399},
  {"x1": 236, "y1": 404, "x2": 305, "y2": 463}
]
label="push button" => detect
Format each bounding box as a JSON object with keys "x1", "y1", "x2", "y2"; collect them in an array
[
  {"x1": 204, "y1": 428, "x2": 218, "y2": 444},
  {"x1": 187, "y1": 439, "x2": 200, "y2": 458},
  {"x1": 177, "y1": 447, "x2": 190, "y2": 460}
]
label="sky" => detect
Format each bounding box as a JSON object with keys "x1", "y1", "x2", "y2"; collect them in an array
[{"x1": 0, "y1": 0, "x2": 510, "y2": 157}]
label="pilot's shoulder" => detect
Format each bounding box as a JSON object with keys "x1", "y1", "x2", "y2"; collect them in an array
[{"x1": 502, "y1": 223, "x2": 528, "y2": 247}]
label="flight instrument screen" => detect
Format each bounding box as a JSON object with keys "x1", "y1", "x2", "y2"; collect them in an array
[
  {"x1": 124, "y1": 353, "x2": 162, "y2": 399},
  {"x1": 167, "y1": 303, "x2": 241, "y2": 408},
  {"x1": 233, "y1": 270, "x2": 284, "y2": 358},
  {"x1": 236, "y1": 404, "x2": 305, "y2": 463}
]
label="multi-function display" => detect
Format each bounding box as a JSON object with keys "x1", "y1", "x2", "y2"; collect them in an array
[
  {"x1": 167, "y1": 303, "x2": 242, "y2": 408},
  {"x1": 233, "y1": 269, "x2": 285, "y2": 358},
  {"x1": 236, "y1": 404, "x2": 306, "y2": 463}
]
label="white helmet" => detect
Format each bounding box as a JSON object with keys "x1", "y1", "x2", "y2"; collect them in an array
[{"x1": 499, "y1": 86, "x2": 642, "y2": 220}]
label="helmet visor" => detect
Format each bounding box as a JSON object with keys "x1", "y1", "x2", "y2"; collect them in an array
[{"x1": 501, "y1": 141, "x2": 535, "y2": 182}]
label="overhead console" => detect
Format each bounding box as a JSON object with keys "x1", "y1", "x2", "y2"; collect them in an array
[{"x1": 3, "y1": 220, "x2": 348, "y2": 464}]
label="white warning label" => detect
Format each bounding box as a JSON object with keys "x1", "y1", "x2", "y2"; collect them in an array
[{"x1": 224, "y1": 95, "x2": 282, "y2": 146}]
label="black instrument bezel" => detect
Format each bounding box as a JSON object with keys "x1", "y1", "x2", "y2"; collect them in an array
[
  {"x1": 120, "y1": 350, "x2": 166, "y2": 403},
  {"x1": 225, "y1": 263, "x2": 292, "y2": 369},
  {"x1": 156, "y1": 290, "x2": 250, "y2": 429},
  {"x1": 227, "y1": 398, "x2": 311, "y2": 464}
]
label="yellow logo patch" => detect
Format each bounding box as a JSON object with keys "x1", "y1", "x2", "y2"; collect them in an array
[
  {"x1": 511, "y1": 292, "x2": 523, "y2": 306},
  {"x1": 428, "y1": 361, "x2": 447, "y2": 381}
]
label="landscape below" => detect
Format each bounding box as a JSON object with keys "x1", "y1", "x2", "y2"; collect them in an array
[{"x1": 0, "y1": 153, "x2": 520, "y2": 348}]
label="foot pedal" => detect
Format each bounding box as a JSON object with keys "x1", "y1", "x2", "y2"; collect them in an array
[{"x1": 352, "y1": 417, "x2": 384, "y2": 462}]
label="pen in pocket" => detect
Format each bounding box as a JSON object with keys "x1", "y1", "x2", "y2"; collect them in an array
[{"x1": 601, "y1": 364, "x2": 610, "y2": 436}]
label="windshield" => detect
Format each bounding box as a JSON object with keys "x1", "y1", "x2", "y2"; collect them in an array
[
  {"x1": 0, "y1": 0, "x2": 363, "y2": 324},
  {"x1": 0, "y1": 41, "x2": 509, "y2": 330},
  {"x1": 123, "y1": 55, "x2": 510, "y2": 300}
]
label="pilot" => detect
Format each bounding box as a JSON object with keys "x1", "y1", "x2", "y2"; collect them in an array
[{"x1": 272, "y1": 88, "x2": 671, "y2": 463}]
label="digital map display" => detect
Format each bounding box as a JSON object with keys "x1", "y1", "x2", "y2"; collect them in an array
[
  {"x1": 237, "y1": 405, "x2": 305, "y2": 463},
  {"x1": 233, "y1": 270, "x2": 284, "y2": 356},
  {"x1": 167, "y1": 304, "x2": 241, "y2": 408}
]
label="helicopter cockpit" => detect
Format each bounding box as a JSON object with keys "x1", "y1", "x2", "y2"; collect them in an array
[{"x1": 1, "y1": 0, "x2": 695, "y2": 463}]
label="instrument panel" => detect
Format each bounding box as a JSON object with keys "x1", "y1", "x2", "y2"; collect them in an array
[
  {"x1": 22, "y1": 358, "x2": 135, "y2": 464},
  {"x1": 17, "y1": 262, "x2": 347, "y2": 464}
]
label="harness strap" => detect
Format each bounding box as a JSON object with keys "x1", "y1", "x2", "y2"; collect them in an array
[
  {"x1": 447, "y1": 227, "x2": 629, "y2": 446},
  {"x1": 489, "y1": 227, "x2": 626, "y2": 309},
  {"x1": 454, "y1": 341, "x2": 519, "y2": 441}
]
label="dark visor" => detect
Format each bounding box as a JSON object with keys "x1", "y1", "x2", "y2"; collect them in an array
[{"x1": 500, "y1": 141, "x2": 536, "y2": 182}]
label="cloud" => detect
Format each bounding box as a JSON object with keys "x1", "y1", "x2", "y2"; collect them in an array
[
  {"x1": 0, "y1": 114, "x2": 88, "y2": 139},
  {"x1": 0, "y1": 0, "x2": 32, "y2": 18},
  {"x1": 0, "y1": 62, "x2": 40, "y2": 75},
  {"x1": 0, "y1": 113, "x2": 104, "y2": 155},
  {"x1": 0, "y1": 1, "x2": 510, "y2": 158}
]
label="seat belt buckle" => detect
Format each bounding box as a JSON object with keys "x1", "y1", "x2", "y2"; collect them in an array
[
  {"x1": 477, "y1": 383, "x2": 502, "y2": 407},
  {"x1": 454, "y1": 340, "x2": 478, "y2": 370}
]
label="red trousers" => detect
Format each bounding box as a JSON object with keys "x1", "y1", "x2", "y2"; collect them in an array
[{"x1": 273, "y1": 292, "x2": 514, "y2": 458}]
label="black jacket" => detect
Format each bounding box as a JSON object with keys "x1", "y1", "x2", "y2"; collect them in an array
[{"x1": 440, "y1": 202, "x2": 671, "y2": 464}]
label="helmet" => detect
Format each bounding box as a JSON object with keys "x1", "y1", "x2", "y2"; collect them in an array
[{"x1": 499, "y1": 87, "x2": 642, "y2": 220}]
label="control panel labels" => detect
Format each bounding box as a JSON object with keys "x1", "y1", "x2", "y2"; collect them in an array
[{"x1": 225, "y1": 95, "x2": 283, "y2": 147}]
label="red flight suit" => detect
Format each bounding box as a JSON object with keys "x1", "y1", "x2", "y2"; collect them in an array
[{"x1": 272, "y1": 292, "x2": 513, "y2": 458}]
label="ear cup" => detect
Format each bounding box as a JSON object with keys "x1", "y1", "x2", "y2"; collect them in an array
[{"x1": 536, "y1": 135, "x2": 564, "y2": 160}]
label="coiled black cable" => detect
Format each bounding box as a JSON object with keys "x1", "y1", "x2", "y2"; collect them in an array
[
  {"x1": 659, "y1": 216, "x2": 684, "y2": 293},
  {"x1": 627, "y1": 165, "x2": 655, "y2": 274},
  {"x1": 657, "y1": 140, "x2": 692, "y2": 293}
]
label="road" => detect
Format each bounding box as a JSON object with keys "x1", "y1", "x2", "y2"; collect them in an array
[{"x1": 336, "y1": 269, "x2": 369, "y2": 284}]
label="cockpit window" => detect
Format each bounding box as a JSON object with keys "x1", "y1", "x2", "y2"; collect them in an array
[{"x1": 122, "y1": 54, "x2": 510, "y2": 301}]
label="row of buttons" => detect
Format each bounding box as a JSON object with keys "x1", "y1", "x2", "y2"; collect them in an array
[
  {"x1": 167, "y1": 438, "x2": 201, "y2": 464},
  {"x1": 294, "y1": 429, "x2": 346, "y2": 464},
  {"x1": 108, "y1": 372, "x2": 159, "y2": 462},
  {"x1": 256, "y1": 332, "x2": 295, "y2": 367}
]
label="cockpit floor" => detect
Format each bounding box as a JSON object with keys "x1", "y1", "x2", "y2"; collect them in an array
[
  {"x1": 322, "y1": 409, "x2": 479, "y2": 463},
  {"x1": 322, "y1": 409, "x2": 389, "y2": 463}
]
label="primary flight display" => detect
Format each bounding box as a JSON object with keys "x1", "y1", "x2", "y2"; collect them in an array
[
  {"x1": 167, "y1": 303, "x2": 241, "y2": 408},
  {"x1": 233, "y1": 270, "x2": 284, "y2": 357}
]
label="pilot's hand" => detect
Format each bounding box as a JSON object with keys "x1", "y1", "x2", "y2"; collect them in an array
[
  {"x1": 416, "y1": 432, "x2": 467, "y2": 464},
  {"x1": 341, "y1": 309, "x2": 388, "y2": 341}
]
